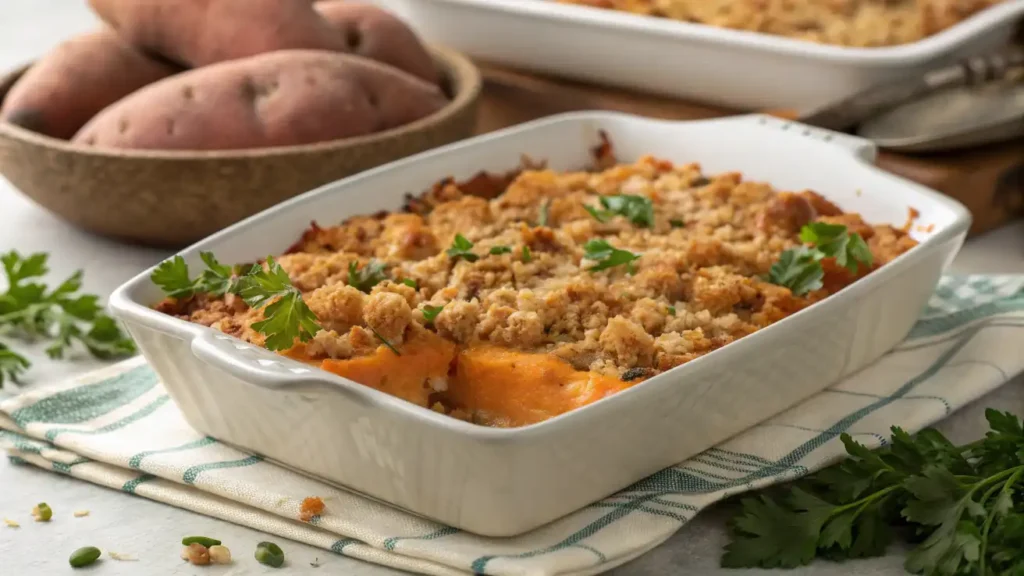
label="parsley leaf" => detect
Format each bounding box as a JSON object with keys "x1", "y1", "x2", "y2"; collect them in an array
[
  {"x1": 400, "y1": 278, "x2": 418, "y2": 289},
  {"x1": 583, "y1": 239, "x2": 640, "y2": 273},
  {"x1": 150, "y1": 252, "x2": 242, "y2": 298},
  {"x1": 667, "y1": 306, "x2": 676, "y2": 316},
  {"x1": 489, "y1": 246, "x2": 512, "y2": 255},
  {"x1": 0, "y1": 342, "x2": 31, "y2": 386},
  {"x1": 446, "y1": 234, "x2": 479, "y2": 263},
  {"x1": 584, "y1": 195, "x2": 654, "y2": 228},
  {"x1": 799, "y1": 222, "x2": 874, "y2": 274},
  {"x1": 347, "y1": 260, "x2": 388, "y2": 293},
  {"x1": 538, "y1": 199, "x2": 551, "y2": 227},
  {"x1": 522, "y1": 245, "x2": 532, "y2": 263},
  {"x1": 150, "y1": 255, "x2": 196, "y2": 298},
  {"x1": 421, "y1": 305, "x2": 444, "y2": 325},
  {"x1": 669, "y1": 219, "x2": 685, "y2": 228},
  {"x1": 723, "y1": 411, "x2": 1024, "y2": 575},
  {"x1": 768, "y1": 246, "x2": 825, "y2": 296},
  {"x1": 236, "y1": 256, "x2": 321, "y2": 351},
  {"x1": 0, "y1": 251, "x2": 136, "y2": 386},
  {"x1": 768, "y1": 223, "x2": 875, "y2": 295}
]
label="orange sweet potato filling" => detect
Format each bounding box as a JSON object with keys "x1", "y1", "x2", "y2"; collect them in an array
[
  {"x1": 299, "y1": 335, "x2": 633, "y2": 427},
  {"x1": 448, "y1": 346, "x2": 635, "y2": 427},
  {"x1": 317, "y1": 331, "x2": 456, "y2": 408}
]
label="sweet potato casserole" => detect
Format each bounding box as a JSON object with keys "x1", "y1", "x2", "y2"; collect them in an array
[
  {"x1": 153, "y1": 138, "x2": 918, "y2": 427},
  {"x1": 558, "y1": 0, "x2": 1007, "y2": 47}
]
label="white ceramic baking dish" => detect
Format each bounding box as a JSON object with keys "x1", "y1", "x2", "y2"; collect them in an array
[
  {"x1": 108, "y1": 112, "x2": 970, "y2": 537},
  {"x1": 375, "y1": 0, "x2": 1024, "y2": 111}
]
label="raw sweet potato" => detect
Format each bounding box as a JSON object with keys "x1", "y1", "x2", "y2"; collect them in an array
[
  {"x1": 88, "y1": 0, "x2": 347, "y2": 67},
  {"x1": 314, "y1": 1, "x2": 437, "y2": 83},
  {"x1": 72, "y1": 50, "x2": 448, "y2": 151},
  {"x1": 87, "y1": 0, "x2": 436, "y2": 82},
  {"x1": 0, "y1": 30, "x2": 178, "y2": 139}
]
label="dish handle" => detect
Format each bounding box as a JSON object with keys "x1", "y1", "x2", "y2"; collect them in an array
[
  {"x1": 739, "y1": 114, "x2": 879, "y2": 163},
  {"x1": 189, "y1": 329, "x2": 370, "y2": 405}
]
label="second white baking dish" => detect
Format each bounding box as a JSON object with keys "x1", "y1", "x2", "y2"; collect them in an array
[
  {"x1": 376, "y1": 0, "x2": 1024, "y2": 111},
  {"x1": 109, "y1": 112, "x2": 970, "y2": 537}
]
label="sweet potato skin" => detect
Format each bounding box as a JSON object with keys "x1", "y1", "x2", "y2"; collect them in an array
[
  {"x1": 72, "y1": 50, "x2": 448, "y2": 151},
  {"x1": 314, "y1": 1, "x2": 437, "y2": 83},
  {"x1": 0, "y1": 30, "x2": 178, "y2": 139},
  {"x1": 88, "y1": 0, "x2": 347, "y2": 67}
]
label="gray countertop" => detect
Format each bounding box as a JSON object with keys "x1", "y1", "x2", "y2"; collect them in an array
[{"x1": 2, "y1": 2, "x2": 1024, "y2": 574}]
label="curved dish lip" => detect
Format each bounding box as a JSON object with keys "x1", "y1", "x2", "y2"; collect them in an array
[
  {"x1": 0, "y1": 45, "x2": 482, "y2": 160},
  {"x1": 423, "y1": 0, "x2": 1024, "y2": 66},
  {"x1": 108, "y1": 111, "x2": 973, "y2": 443}
]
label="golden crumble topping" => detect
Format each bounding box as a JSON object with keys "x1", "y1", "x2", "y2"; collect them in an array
[
  {"x1": 157, "y1": 138, "x2": 917, "y2": 426},
  {"x1": 558, "y1": 0, "x2": 1007, "y2": 47}
]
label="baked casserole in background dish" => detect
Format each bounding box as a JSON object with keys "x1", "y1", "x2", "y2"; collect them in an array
[
  {"x1": 152, "y1": 135, "x2": 918, "y2": 428},
  {"x1": 558, "y1": 0, "x2": 1009, "y2": 47}
]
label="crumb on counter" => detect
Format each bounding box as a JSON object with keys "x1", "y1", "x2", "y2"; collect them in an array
[{"x1": 299, "y1": 497, "x2": 326, "y2": 522}]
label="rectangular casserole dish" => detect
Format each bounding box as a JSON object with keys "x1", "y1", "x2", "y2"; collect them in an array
[
  {"x1": 376, "y1": 0, "x2": 1024, "y2": 111},
  {"x1": 108, "y1": 112, "x2": 970, "y2": 537}
]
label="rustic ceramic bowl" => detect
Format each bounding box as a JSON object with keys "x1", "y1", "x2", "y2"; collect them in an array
[{"x1": 0, "y1": 46, "x2": 481, "y2": 247}]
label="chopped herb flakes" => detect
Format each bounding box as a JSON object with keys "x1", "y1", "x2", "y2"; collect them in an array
[
  {"x1": 446, "y1": 234, "x2": 479, "y2": 263},
  {"x1": 583, "y1": 239, "x2": 640, "y2": 273},
  {"x1": 347, "y1": 260, "x2": 388, "y2": 293},
  {"x1": 584, "y1": 195, "x2": 654, "y2": 228},
  {"x1": 422, "y1": 305, "x2": 444, "y2": 324}
]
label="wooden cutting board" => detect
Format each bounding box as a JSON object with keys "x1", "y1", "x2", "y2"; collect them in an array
[{"x1": 473, "y1": 62, "x2": 1024, "y2": 237}]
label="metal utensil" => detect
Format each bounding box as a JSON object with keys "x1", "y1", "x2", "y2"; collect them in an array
[
  {"x1": 799, "y1": 46, "x2": 1024, "y2": 133},
  {"x1": 856, "y1": 74, "x2": 1024, "y2": 153}
]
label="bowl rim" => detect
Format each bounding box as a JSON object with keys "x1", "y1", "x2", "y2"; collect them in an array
[{"x1": 0, "y1": 44, "x2": 482, "y2": 160}]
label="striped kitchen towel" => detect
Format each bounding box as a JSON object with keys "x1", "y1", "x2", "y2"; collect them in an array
[{"x1": 3, "y1": 274, "x2": 1024, "y2": 576}]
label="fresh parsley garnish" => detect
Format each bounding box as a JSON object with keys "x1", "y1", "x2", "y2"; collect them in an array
[
  {"x1": 151, "y1": 253, "x2": 322, "y2": 352},
  {"x1": 669, "y1": 219, "x2": 685, "y2": 228},
  {"x1": 446, "y1": 234, "x2": 479, "y2": 263},
  {"x1": 723, "y1": 409, "x2": 1024, "y2": 576},
  {"x1": 767, "y1": 246, "x2": 825, "y2": 296},
  {"x1": 421, "y1": 305, "x2": 444, "y2": 325},
  {"x1": 0, "y1": 251, "x2": 136, "y2": 385},
  {"x1": 667, "y1": 306, "x2": 676, "y2": 316},
  {"x1": 235, "y1": 257, "x2": 321, "y2": 351},
  {"x1": 370, "y1": 327, "x2": 400, "y2": 356},
  {"x1": 522, "y1": 245, "x2": 532, "y2": 263},
  {"x1": 584, "y1": 195, "x2": 654, "y2": 228},
  {"x1": 538, "y1": 199, "x2": 551, "y2": 227},
  {"x1": 767, "y1": 223, "x2": 873, "y2": 296},
  {"x1": 0, "y1": 342, "x2": 31, "y2": 385},
  {"x1": 347, "y1": 260, "x2": 388, "y2": 293},
  {"x1": 582, "y1": 239, "x2": 640, "y2": 273},
  {"x1": 489, "y1": 246, "x2": 512, "y2": 255},
  {"x1": 800, "y1": 222, "x2": 874, "y2": 274},
  {"x1": 400, "y1": 278, "x2": 418, "y2": 289},
  {"x1": 150, "y1": 252, "x2": 241, "y2": 298}
]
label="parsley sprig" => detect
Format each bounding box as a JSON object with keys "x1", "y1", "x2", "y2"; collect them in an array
[
  {"x1": 421, "y1": 305, "x2": 444, "y2": 325},
  {"x1": 723, "y1": 409, "x2": 1024, "y2": 575},
  {"x1": 347, "y1": 260, "x2": 388, "y2": 293},
  {"x1": 800, "y1": 222, "x2": 874, "y2": 275},
  {"x1": 151, "y1": 253, "x2": 321, "y2": 351},
  {"x1": 151, "y1": 252, "x2": 244, "y2": 298},
  {"x1": 446, "y1": 234, "x2": 479, "y2": 263},
  {"x1": 583, "y1": 239, "x2": 640, "y2": 273},
  {"x1": 767, "y1": 223, "x2": 873, "y2": 296},
  {"x1": 236, "y1": 257, "x2": 321, "y2": 351},
  {"x1": 584, "y1": 195, "x2": 654, "y2": 228},
  {"x1": 0, "y1": 251, "x2": 136, "y2": 386}
]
